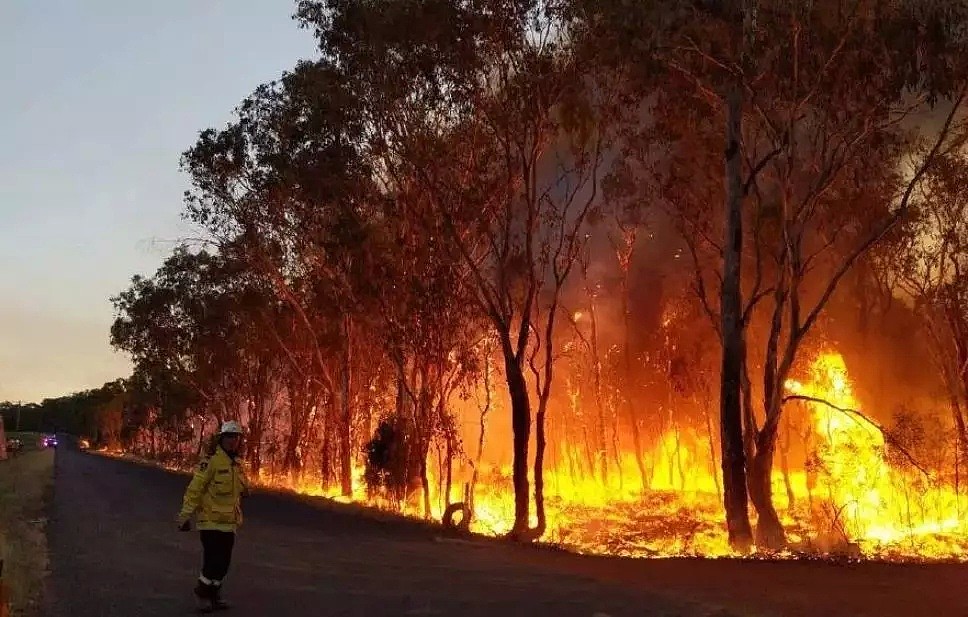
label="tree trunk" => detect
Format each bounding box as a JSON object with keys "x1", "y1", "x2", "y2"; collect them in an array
[
  {"x1": 581, "y1": 424, "x2": 596, "y2": 478},
  {"x1": 249, "y1": 435, "x2": 262, "y2": 478},
  {"x1": 702, "y1": 399, "x2": 722, "y2": 500},
  {"x1": 617, "y1": 230, "x2": 649, "y2": 490},
  {"x1": 436, "y1": 442, "x2": 445, "y2": 512},
  {"x1": 956, "y1": 439, "x2": 962, "y2": 515},
  {"x1": 284, "y1": 380, "x2": 308, "y2": 476},
  {"x1": 340, "y1": 317, "x2": 353, "y2": 497},
  {"x1": 194, "y1": 421, "x2": 204, "y2": 460},
  {"x1": 627, "y1": 408, "x2": 649, "y2": 490},
  {"x1": 533, "y1": 403, "x2": 547, "y2": 538},
  {"x1": 748, "y1": 428, "x2": 786, "y2": 550},
  {"x1": 740, "y1": 341, "x2": 757, "y2": 470},
  {"x1": 469, "y1": 350, "x2": 491, "y2": 519},
  {"x1": 781, "y1": 413, "x2": 796, "y2": 510},
  {"x1": 420, "y1": 453, "x2": 432, "y2": 519},
  {"x1": 502, "y1": 343, "x2": 531, "y2": 538},
  {"x1": 284, "y1": 430, "x2": 300, "y2": 476},
  {"x1": 719, "y1": 80, "x2": 754, "y2": 551},
  {"x1": 804, "y1": 422, "x2": 817, "y2": 513},
  {"x1": 673, "y1": 420, "x2": 686, "y2": 490},
  {"x1": 588, "y1": 302, "x2": 609, "y2": 485},
  {"x1": 445, "y1": 437, "x2": 454, "y2": 507},
  {"x1": 321, "y1": 399, "x2": 335, "y2": 488},
  {"x1": 948, "y1": 390, "x2": 968, "y2": 459},
  {"x1": 533, "y1": 297, "x2": 557, "y2": 541},
  {"x1": 610, "y1": 412, "x2": 624, "y2": 491},
  {"x1": 247, "y1": 398, "x2": 264, "y2": 478}
]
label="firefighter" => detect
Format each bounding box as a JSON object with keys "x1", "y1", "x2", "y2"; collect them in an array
[{"x1": 177, "y1": 420, "x2": 249, "y2": 612}]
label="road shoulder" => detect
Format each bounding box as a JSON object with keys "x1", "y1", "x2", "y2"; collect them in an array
[{"x1": 0, "y1": 448, "x2": 54, "y2": 617}]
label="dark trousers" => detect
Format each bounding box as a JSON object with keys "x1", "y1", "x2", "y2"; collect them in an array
[{"x1": 199, "y1": 530, "x2": 235, "y2": 583}]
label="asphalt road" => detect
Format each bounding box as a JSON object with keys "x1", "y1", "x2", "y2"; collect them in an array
[
  {"x1": 43, "y1": 448, "x2": 710, "y2": 617},
  {"x1": 44, "y1": 447, "x2": 968, "y2": 617}
]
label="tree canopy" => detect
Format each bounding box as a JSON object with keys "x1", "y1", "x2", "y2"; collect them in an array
[{"x1": 94, "y1": 0, "x2": 968, "y2": 556}]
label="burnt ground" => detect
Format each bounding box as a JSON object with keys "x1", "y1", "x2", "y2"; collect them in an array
[{"x1": 45, "y1": 447, "x2": 968, "y2": 617}]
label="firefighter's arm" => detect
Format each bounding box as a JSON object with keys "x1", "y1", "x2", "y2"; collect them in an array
[
  {"x1": 239, "y1": 464, "x2": 250, "y2": 498},
  {"x1": 177, "y1": 458, "x2": 214, "y2": 522}
]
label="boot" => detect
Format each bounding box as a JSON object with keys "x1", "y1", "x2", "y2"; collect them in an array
[
  {"x1": 194, "y1": 580, "x2": 215, "y2": 613},
  {"x1": 210, "y1": 585, "x2": 230, "y2": 611}
]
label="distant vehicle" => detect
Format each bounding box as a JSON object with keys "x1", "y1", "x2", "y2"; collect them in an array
[
  {"x1": 41, "y1": 435, "x2": 58, "y2": 448},
  {"x1": 78, "y1": 438, "x2": 91, "y2": 451},
  {"x1": 5, "y1": 439, "x2": 23, "y2": 454}
]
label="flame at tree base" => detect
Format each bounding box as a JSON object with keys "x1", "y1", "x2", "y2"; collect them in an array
[
  {"x1": 462, "y1": 352, "x2": 968, "y2": 560},
  {"x1": 450, "y1": 353, "x2": 968, "y2": 560}
]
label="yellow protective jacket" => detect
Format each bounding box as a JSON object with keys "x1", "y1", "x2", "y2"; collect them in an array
[{"x1": 178, "y1": 446, "x2": 248, "y2": 532}]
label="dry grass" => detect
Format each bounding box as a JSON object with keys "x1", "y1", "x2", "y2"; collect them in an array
[{"x1": 0, "y1": 449, "x2": 53, "y2": 617}]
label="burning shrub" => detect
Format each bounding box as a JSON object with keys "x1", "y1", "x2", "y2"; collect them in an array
[
  {"x1": 363, "y1": 415, "x2": 422, "y2": 506},
  {"x1": 886, "y1": 406, "x2": 951, "y2": 476}
]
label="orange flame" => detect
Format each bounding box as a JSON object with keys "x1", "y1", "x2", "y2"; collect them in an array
[{"x1": 108, "y1": 351, "x2": 968, "y2": 561}]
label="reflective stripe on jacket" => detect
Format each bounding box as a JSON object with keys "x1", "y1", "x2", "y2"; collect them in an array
[{"x1": 178, "y1": 446, "x2": 248, "y2": 532}]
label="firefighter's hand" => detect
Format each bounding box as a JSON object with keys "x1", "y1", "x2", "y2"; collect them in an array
[{"x1": 178, "y1": 518, "x2": 192, "y2": 532}]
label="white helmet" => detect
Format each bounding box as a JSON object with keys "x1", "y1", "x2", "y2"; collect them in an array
[{"x1": 219, "y1": 420, "x2": 243, "y2": 435}]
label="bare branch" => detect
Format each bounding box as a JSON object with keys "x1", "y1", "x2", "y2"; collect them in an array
[
  {"x1": 798, "y1": 86, "x2": 968, "y2": 339},
  {"x1": 783, "y1": 394, "x2": 931, "y2": 479}
]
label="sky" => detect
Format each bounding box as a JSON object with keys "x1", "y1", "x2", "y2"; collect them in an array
[{"x1": 0, "y1": 1, "x2": 318, "y2": 403}]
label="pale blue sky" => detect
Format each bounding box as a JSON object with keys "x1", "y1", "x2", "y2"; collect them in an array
[{"x1": 0, "y1": 1, "x2": 317, "y2": 402}]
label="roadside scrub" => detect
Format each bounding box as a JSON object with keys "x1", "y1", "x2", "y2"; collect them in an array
[{"x1": 0, "y1": 449, "x2": 54, "y2": 617}]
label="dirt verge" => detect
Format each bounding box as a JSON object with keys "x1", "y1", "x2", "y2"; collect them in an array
[{"x1": 0, "y1": 449, "x2": 54, "y2": 617}]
